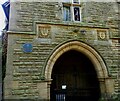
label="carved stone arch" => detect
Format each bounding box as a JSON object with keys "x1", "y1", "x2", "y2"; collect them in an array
[
  {"x1": 45, "y1": 40, "x2": 114, "y2": 100},
  {"x1": 45, "y1": 40, "x2": 108, "y2": 79}
]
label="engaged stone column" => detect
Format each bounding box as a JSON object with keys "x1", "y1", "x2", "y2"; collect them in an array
[
  {"x1": 47, "y1": 79, "x2": 52, "y2": 100},
  {"x1": 37, "y1": 79, "x2": 52, "y2": 101}
]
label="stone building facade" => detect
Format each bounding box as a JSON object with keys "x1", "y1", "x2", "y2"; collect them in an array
[{"x1": 4, "y1": 0, "x2": 119, "y2": 101}]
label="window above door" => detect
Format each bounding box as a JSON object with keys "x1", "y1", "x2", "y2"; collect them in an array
[{"x1": 62, "y1": 0, "x2": 81, "y2": 22}]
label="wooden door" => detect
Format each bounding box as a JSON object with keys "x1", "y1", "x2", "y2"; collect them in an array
[{"x1": 50, "y1": 50, "x2": 100, "y2": 101}]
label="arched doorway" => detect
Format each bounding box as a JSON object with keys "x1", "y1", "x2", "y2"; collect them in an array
[
  {"x1": 44, "y1": 40, "x2": 114, "y2": 100},
  {"x1": 50, "y1": 50, "x2": 100, "y2": 101}
]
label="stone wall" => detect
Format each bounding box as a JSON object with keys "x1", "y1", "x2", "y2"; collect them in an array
[
  {"x1": 9, "y1": 2, "x2": 119, "y2": 32},
  {"x1": 4, "y1": 1, "x2": 119, "y2": 100}
]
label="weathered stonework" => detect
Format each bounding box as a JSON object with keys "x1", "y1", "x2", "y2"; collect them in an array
[{"x1": 4, "y1": 1, "x2": 119, "y2": 101}]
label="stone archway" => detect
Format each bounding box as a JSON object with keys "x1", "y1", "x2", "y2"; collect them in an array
[{"x1": 45, "y1": 40, "x2": 114, "y2": 100}]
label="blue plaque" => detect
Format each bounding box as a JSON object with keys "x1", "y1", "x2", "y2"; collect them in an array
[{"x1": 23, "y1": 43, "x2": 33, "y2": 53}]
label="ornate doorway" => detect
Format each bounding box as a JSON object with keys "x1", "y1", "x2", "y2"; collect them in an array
[{"x1": 50, "y1": 50, "x2": 100, "y2": 101}]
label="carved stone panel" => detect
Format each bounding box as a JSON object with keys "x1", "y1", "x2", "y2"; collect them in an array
[
  {"x1": 97, "y1": 30, "x2": 107, "y2": 40},
  {"x1": 37, "y1": 24, "x2": 51, "y2": 38}
]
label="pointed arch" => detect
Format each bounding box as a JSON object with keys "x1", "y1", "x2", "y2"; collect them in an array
[{"x1": 45, "y1": 40, "x2": 109, "y2": 80}]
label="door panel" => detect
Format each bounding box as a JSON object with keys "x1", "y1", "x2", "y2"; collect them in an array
[{"x1": 50, "y1": 50, "x2": 100, "y2": 101}]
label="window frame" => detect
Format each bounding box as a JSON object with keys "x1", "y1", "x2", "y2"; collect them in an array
[
  {"x1": 72, "y1": 0, "x2": 80, "y2": 4},
  {"x1": 63, "y1": 5, "x2": 71, "y2": 21},
  {"x1": 62, "y1": 0, "x2": 81, "y2": 22}
]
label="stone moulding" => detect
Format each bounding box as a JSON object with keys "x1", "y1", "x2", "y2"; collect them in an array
[{"x1": 44, "y1": 40, "x2": 115, "y2": 100}]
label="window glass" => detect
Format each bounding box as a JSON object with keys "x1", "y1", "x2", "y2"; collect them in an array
[
  {"x1": 73, "y1": 0, "x2": 80, "y2": 4},
  {"x1": 63, "y1": 6, "x2": 71, "y2": 21},
  {"x1": 63, "y1": 0, "x2": 81, "y2": 22},
  {"x1": 74, "y1": 7, "x2": 80, "y2": 21}
]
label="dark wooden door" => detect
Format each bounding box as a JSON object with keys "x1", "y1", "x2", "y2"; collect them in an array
[{"x1": 50, "y1": 50, "x2": 100, "y2": 101}]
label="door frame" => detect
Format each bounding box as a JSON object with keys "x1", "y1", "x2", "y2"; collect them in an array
[{"x1": 44, "y1": 40, "x2": 114, "y2": 100}]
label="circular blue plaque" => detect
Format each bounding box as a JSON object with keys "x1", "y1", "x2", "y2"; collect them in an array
[{"x1": 23, "y1": 43, "x2": 33, "y2": 53}]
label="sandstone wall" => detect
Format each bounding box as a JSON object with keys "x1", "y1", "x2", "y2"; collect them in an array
[{"x1": 4, "y1": 1, "x2": 119, "y2": 100}]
